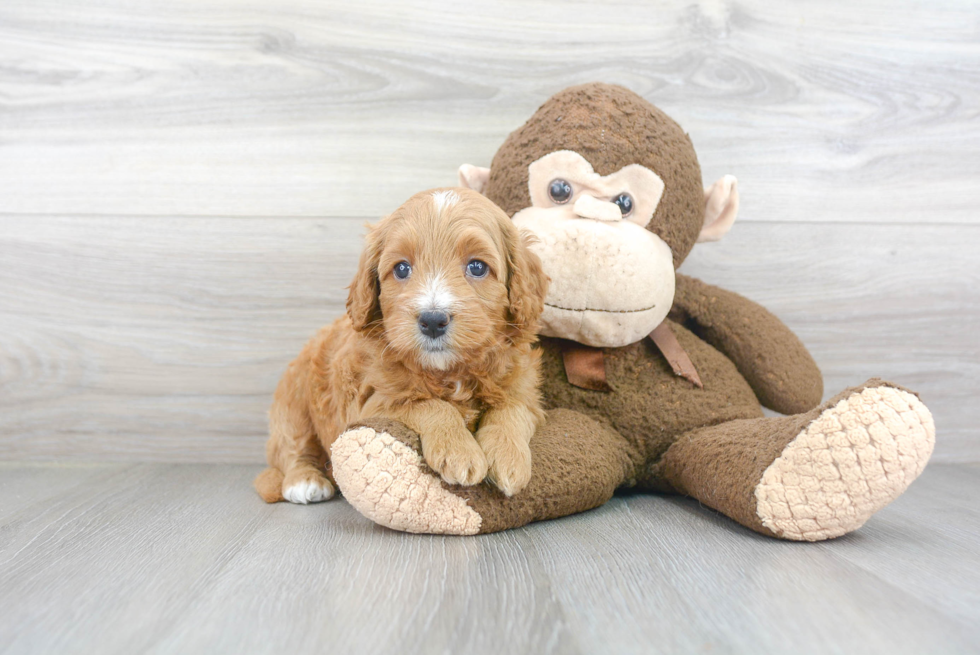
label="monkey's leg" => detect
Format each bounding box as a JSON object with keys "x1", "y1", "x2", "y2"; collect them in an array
[
  {"x1": 658, "y1": 380, "x2": 935, "y2": 541},
  {"x1": 330, "y1": 409, "x2": 641, "y2": 535}
]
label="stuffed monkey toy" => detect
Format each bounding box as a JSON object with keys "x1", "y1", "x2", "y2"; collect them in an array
[{"x1": 328, "y1": 83, "x2": 935, "y2": 540}]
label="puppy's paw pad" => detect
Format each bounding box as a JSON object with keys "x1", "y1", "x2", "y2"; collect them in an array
[
  {"x1": 441, "y1": 462, "x2": 488, "y2": 487},
  {"x1": 486, "y1": 445, "x2": 532, "y2": 497},
  {"x1": 427, "y1": 443, "x2": 488, "y2": 487},
  {"x1": 282, "y1": 477, "x2": 334, "y2": 504},
  {"x1": 488, "y1": 461, "x2": 532, "y2": 497}
]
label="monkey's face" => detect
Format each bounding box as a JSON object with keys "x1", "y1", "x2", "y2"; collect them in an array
[
  {"x1": 461, "y1": 83, "x2": 741, "y2": 348},
  {"x1": 511, "y1": 150, "x2": 676, "y2": 348}
]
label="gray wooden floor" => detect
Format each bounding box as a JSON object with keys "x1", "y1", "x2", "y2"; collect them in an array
[{"x1": 0, "y1": 462, "x2": 977, "y2": 655}]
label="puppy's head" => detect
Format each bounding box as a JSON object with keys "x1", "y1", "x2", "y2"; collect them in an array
[{"x1": 347, "y1": 187, "x2": 548, "y2": 371}]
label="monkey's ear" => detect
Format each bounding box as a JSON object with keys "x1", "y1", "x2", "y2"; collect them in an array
[
  {"x1": 346, "y1": 223, "x2": 384, "y2": 332},
  {"x1": 698, "y1": 175, "x2": 739, "y2": 243},
  {"x1": 458, "y1": 164, "x2": 491, "y2": 194}
]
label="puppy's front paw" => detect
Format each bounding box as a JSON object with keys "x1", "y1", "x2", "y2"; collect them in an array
[
  {"x1": 282, "y1": 469, "x2": 335, "y2": 504},
  {"x1": 480, "y1": 429, "x2": 532, "y2": 497},
  {"x1": 423, "y1": 433, "x2": 488, "y2": 487}
]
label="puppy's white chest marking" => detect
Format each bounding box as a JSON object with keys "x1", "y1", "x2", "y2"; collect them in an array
[{"x1": 419, "y1": 349, "x2": 456, "y2": 371}]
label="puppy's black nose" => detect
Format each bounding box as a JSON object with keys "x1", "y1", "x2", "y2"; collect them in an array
[{"x1": 418, "y1": 311, "x2": 450, "y2": 339}]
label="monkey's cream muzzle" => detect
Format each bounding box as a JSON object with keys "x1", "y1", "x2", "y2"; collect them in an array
[
  {"x1": 509, "y1": 150, "x2": 676, "y2": 348},
  {"x1": 460, "y1": 148, "x2": 741, "y2": 349},
  {"x1": 513, "y1": 206, "x2": 675, "y2": 348}
]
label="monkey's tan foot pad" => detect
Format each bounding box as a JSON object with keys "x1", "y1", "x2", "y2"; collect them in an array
[
  {"x1": 754, "y1": 384, "x2": 935, "y2": 541},
  {"x1": 331, "y1": 423, "x2": 483, "y2": 535}
]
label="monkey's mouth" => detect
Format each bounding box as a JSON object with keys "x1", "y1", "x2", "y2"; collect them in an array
[{"x1": 544, "y1": 301, "x2": 656, "y2": 314}]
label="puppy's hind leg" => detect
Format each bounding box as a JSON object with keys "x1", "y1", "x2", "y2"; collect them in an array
[{"x1": 255, "y1": 376, "x2": 335, "y2": 504}]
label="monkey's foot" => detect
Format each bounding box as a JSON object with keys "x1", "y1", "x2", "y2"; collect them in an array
[
  {"x1": 331, "y1": 421, "x2": 482, "y2": 535},
  {"x1": 754, "y1": 382, "x2": 935, "y2": 541}
]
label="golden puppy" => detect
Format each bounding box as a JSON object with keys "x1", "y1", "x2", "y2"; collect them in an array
[{"x1": 255, "y1": 188, "x2": 549, "y2": 505}]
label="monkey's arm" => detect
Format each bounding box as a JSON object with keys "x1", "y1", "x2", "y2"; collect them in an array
[{"x1": 669, "y1": 273, "x2": 823, "y2": 414}]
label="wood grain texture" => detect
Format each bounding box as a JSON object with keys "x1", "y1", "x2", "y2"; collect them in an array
[
  {"x1": 0, "y1": 216, "x2": 357, "y2": 462},
  {"x1": 0, "y1": 0, "x2": 977, "y2": 463},
  {"x1": 1, "y1": 216, "x2": 976, "y2": 463},
  {"x1": 0, "y1": 463, "x2": 977, "y2": 654},
  {"x1": 1, "y1": 0, "x2": 979, "y2": 222}
]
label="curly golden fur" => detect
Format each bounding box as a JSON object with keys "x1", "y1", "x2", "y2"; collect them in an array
[{"x1": 254, "y1": 188, "x2": 549, "y2": 504}]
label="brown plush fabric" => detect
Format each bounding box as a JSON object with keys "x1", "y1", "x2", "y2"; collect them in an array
[
  {"x1": 648, "y1": 322, "x2": 703, "y2": 388},
  {"x1": 670, "y1": 273, "x2": 824, "y2": 414},
  {"x1": 459, "y1": 409, "x2": 640, "y2": 533},
  {"x1": 537, "y1": 322, "x2": 763, "y2": 472},
  {"x1": 657, "y1": 410, "x2": 821, "y2": 536},
  {"x1": 484, "y1": 82, "x2": 706, "y2": 267},
  {"x1": 655, "y1": 379, "x2": 904, "y2": 537}
]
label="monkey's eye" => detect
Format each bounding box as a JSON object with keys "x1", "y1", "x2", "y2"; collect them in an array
[
  {"x1": 393, "y1": 261, "x2": 412, "y2": 280},
  {"x1": 613, "y1": 193, "x2": 634, "y2": 217},
  {"x1": 548, "y1": 179, "x2": 572, "y2": 204},
  {"x1": 466, "y1": 259, "x2": 489, "y2": 278}
]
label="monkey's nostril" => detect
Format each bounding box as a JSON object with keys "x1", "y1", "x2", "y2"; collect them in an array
[{"x1": 418, "y1": 311, "x2": 451, "y2": 338}]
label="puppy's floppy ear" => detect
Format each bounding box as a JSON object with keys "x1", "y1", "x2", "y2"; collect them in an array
[
  {"x1": 347, "y1": 223, "x2": 384, "y2": 332},
  {"x1": 504, "y1": 226, "x2": 549, "y2": 344}
]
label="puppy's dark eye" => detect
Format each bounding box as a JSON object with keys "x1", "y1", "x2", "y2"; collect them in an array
[
  {"x1": 548, "y1": 179, "x2": 572, "y2": 204},
  {"x1": 614, "y1": 193, "x2": 633, "y2": 216},
  {"x1": 466, "y1": 259, "x2": 488, "y2": 278},
  {"x1": 393, "y1": 261, "x2": 412, "y2": 280}
]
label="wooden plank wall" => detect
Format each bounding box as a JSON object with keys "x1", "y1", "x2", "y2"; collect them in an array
[{"x1": 1, "y1": 0, "x2": 977, "y2": 463}]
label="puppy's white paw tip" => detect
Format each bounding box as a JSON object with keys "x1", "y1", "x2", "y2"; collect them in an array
[{"x1": 283, "y1": 478, "x2": 334, "y2": 504}]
